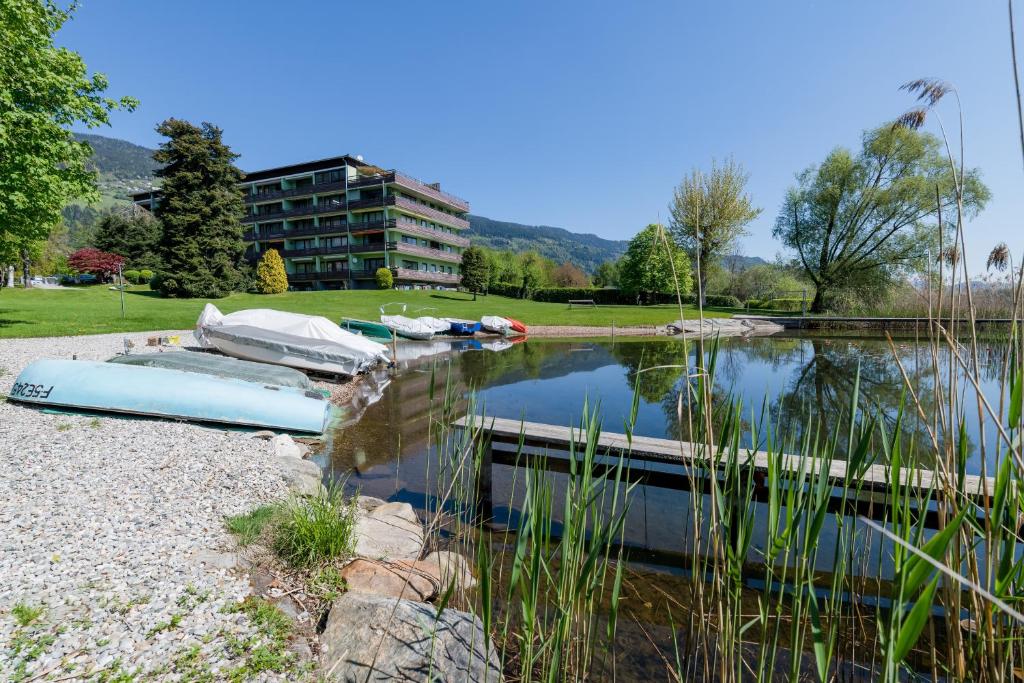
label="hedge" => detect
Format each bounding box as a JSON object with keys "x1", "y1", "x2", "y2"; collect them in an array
[
  {"x1": 746, "y1": 297, "x2": 805, "y2": 312},
  {"x1": 487, "y1": 286, "x2": 743, "y2": 308}
]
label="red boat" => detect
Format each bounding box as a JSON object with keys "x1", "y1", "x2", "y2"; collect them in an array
[{"x1": 505, "y1": 317, "x2": 528, "y2": 334}]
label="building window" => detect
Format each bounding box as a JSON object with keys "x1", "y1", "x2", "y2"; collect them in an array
[
  {"x1": 319, "y1": 194, "x2": 344, "y2": 208},
  {"x1": 290, "y1": 198, "x2": 313, "y2": 210},
  {"x1": 293, "y1": 176, "x2": 314, "y2": 188},
  {"x1": 259, "y1": 221, "x2": 284, "y2": 234},
  {"x1": 257, "y1": 203, "x2": 283, "y2": 216},
  {"x1": 315, "y1": 169, "x2": 344, "y2": 185},
  {"x1": 293, "y1": 262, "x2": 316, "y2": 274},
  {"x1": 291, "y1": 239, "x2": 315, "y2": 250},
  {"x1": 324, "y1": 236, "x2": 347, "y2": 249},
  {"x1": 364, "y1": 258, "x2": 385, "y2": 271},
  {"x1": 255, "y1": 183, "x2": 280, "y2": 196},
  {"x1": 430, "y1": 264, "x2": 438, "y2": 273},
  {"x1": 320, "y1": 215, "x2": 346, "y2": 228},
  {"x1": 324, "y1": 259, "x2": 347, "y2": 273},
  {"x1": 290, "y1": 218, "x2": 314, "y2": 231}
]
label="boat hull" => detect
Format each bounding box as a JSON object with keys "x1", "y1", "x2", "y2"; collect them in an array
[
  {"x1": 447, "y1": 320, "x2": 481, "y2": 336},
  {"x1": 203, "y1": 325, "x2": 376, "y2": 376},
  {"x1": 380, "y1": 315, "x2": 435, "y2": 340},
  {"x1": 506, "y1": 317, "x2": 528, "y2": 334},
  {"x1": 480, "y1": 316, "x2": 512, "y2": 335},
  {"x1": 108, "y1": 351, "x2": 314, "y2": 390},
  {"x1": 8, "y1": 360, "x2": 332, "y2": 433},
  {"x1": 340, "y1": 318, "x2": 393, "y2": 342}
]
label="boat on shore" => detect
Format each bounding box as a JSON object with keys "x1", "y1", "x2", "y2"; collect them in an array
[
  {"x1": 380, "y1": 314, "x2": 435, "y2": 340},
  {"x1": 9, "y1": 360, "x2": 334, "y2": 433},
  {"x1": 480, "y1": 316, "x2": 513, "y2": 335},
  {"x1": 506, "y1": 317, "x2": 528, "y2": 334},
  {"x1": 108, "y1": 351, "x2": 315, "y2": 390},
  {"x1": 340, "y1": 318, "x2": 393, "y2": 342},
  {"x1": 446, "y1": 318, "x2": 482, "y2": 336},
  {"x1": 416, "y1": 316, "x2": 454, "y2": 334},
  {"x1": 196, "y1": 305, "x2": 390, "y2": 377}
]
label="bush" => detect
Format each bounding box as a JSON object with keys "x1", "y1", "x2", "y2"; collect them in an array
[
  {"x1": 700, "y1": 294, "x2": 742, "y2": 308},
  {"x1": 122, "y1": 269, "x2": 140, "y2": 284},
  {"x1": 488, "y1": 281, "x2": 524, "y2": 298},
  {"x1": 746, "y1": 297, "x2": 805, "y2": 312},
  {"x1": 139, "y1": 269, "x2": 154, "y2": 284},
  {"x1": 255, "y1": 249, "x2": 288, "y2": 294},
  {"x1": 375, "y1": 267, "x2": 393, "y2": 290}
]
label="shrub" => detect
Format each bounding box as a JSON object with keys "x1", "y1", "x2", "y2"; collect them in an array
[
  {"x1": 700, "y1": 294, "x2": 742, "y2": 308},
  {"x1": 139, "y1": 269, "x2": 154, "y2": 284},
  {"x1": 255, "y1": 249, "x2": 288, "y2": 294},
  {"x1": 122, "y1": 269, "x2": 140, "y2": 284},
  {"x1": 375, "y1": 267, "x2": 393, "y2": 290},
  {"x1": 746, "y1": 297, "x2": 805, "y2": 312},
  {"x1": 272, "y1": 485, "x2": 359, "y2": 567}
]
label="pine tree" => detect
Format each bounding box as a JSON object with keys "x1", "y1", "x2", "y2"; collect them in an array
[
  {"x1": 255, "y1": 249, "x2": 288, "y2": 294},
  {"x1": 459, "y1": 246, "x2": 489, "y2": 299},
  {"x1": 153, "y1": 119, "x2": 245, "y2": 298},
  {"x1": 93, "y1": 206, "x2": 162, "y2": 270}
]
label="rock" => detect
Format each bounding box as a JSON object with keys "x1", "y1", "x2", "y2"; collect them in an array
[
  {"x1": 353, "y1": 504, "x2": 424, "y2": 561},
  {"x1": 250, "y1": 430, "x2": 277, "y2": 441},
  {"x1": 271, "y1": 434, "x2": 302, "y2": 458},
  {"x1": 356, "y1": 495, "x2": 386, "y2": 512},
  {"x1": 425, "y1": 550, "x2": 477, "y2": 591},
  {"x1": 275, "y1": 456, "x2": 323, "y2": 497},
  {"x1": 287, "y1": 639, "x2": 313, "y2": 662},
  {"x1": 191, "y1": 549, "x2": 247, "y2": 572},
  {"x1": 339, "y1": 559, "x2": 439, "y2": 602},
  {"x1": 319, "y1": 592, "x2": 502, "y2": 682}
]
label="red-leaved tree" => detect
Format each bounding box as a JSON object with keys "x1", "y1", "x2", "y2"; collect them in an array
[{"x1": 68, "y1": 248, "x2": 125, "y2": 281}]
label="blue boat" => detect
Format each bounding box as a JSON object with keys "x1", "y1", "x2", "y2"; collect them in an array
[
  {"x1": 8, "y1": 360, "x2": 334, "y2": 434},
  {"x1": 447, "y1": 319, "x2": 482, "y2": 336}
]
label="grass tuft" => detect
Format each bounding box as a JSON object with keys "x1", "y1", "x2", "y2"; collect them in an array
[
  {"x1": 225, "y1": 505, "x2": 279, "y2": 546},
  {"x1": 272, "y1": 484, "x2": 358, "y2": 567},
  {"x1": 11, "y1": 603, "x2": 44, "y2": 627}
]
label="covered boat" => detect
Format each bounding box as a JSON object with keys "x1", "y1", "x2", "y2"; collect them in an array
[
  {"x1": 108, "y1": 351, "x2": 314, "y2": 390},
  {"x1": 196, "y1": 305, "x2": 390, "y2": 376},
  {"x1": 380, "y1": 314, "x2": 435, "y2": 340},
  {"x1": 340, "y1": 318, "x2": 393, "y2": 342},
  {"x1": 416, "y1": 316, "x2": 453, "y2": 334},
  {"x1": 8, "y1": 360, "x2": 333, "y2": 433},
  {"x1": 480, "y1": 316, "x2": 513, "y2": 335},
  {"x1": 505, "y1": 317, "x2": 528, "y2": 334},
  {"x1": 446, "y1": 318, "x2": 482, "y2": 336}
]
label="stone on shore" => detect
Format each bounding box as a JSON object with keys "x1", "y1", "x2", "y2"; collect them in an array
[
  {"x1": 352, "y1": 502, "x2": 424, "y2": 561},
  {"x1": 275, "y1": 454, "x2": 323, "y2": 497},
  {"x1": 339, "y1": 558, "x2": 440, "y2": 602},
  {"x1": 319, "y1": 592, "x2": 502, "y2": 682},
  {"x1": 667, "y1": 318, "x2": 783, "y2": 338},
  {"x1": 272, "y1": 434, "x2": 303, "y2": 459},
  {"x1": 425, "y1": 550, "x2": 477, "y2": 591}
]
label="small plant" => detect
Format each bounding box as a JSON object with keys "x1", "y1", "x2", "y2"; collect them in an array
[
  {"x1": 11, "y1": 602, "x2": 44, "y2": 627},
  {"x1": 272, "y1": 484, "x2": 358, "y2": 567},
  {"x1": 56, "y1": 422, "x2": 73, "y2": 432},
  {"x1": 224, "y1": 504, "x2": 279, "y2": 546},
  {"x1": 308, "y1": 564, "x2": 347, "y2": 602},
  {"x1": 375, "y1": 266, "x2": 393, "y2": 290},
  {"x1": 89, "y1": 417, "x2": 101, "y2": 428},
  {"x1": 255, "y1": 249, "x2": 288, "y2": 294},
  {"x1": 146, "y1": 612, "x2": 183, "y2": 638}
]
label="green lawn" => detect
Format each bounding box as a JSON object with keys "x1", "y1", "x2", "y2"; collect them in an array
[{"x1": 0, "y1": 286, "x2": 733, "y2": 339}]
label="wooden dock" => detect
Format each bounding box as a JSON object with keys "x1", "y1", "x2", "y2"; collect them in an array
[
  {"x1": 453, "y1": 415, "x2": 996, "y2": 528},
  {"x1": 734, "y1": 315, "x2": 1014, "y2": 331}
]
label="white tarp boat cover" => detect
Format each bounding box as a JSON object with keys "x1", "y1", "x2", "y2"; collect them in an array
[
  {"x1": 480, "y1": 315, "x2": 513, "y2": 334},
  {"x1": 380, "y1": 314, "x2": 435, "y2": 340},
  {"x1": 416, "y1": 316, "x2": 453, "y2": 333},
  {"x1": 196, "y1": 305, "x2": 391, "y2": 366}
]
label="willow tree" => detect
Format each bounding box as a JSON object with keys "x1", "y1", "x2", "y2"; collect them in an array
[
  {"x1": 619, "y1": 224, "x2": 692, "y2": 301},
  {"x1": 0, "y1": 0, "x2": 136, "y2": 287},
  {"x1": 669, "y1": 159, "x2": 761, "y2": 306},
  {"x1": 773, "y1": 124, "x2": 989, "y2": 313}
]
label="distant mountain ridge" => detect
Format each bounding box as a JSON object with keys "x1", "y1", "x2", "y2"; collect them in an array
[{"x1": 466, "y1": 215, "x2": 628, "y2": 273}]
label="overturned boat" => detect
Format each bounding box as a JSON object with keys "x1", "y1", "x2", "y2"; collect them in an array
[
  {"x1": 9, "y1": 360, "x2": 333, "y2": 433},
  {"x1": 108, "y1": 350, "x2": 315, "y2": 390},
  {"x1": 196, "y1": 305, "x2": 391, "y2": 377},
  {"x1": 380, "y1": 314, "x2": 435, "y2": 340},
  {"x1": 340, "y1": 318, "x2": 393, "y2": 342}
]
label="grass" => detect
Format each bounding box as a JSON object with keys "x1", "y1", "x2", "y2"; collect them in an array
[
  {"x1": 10, "y1": 603, "x2": 44, "y2": 628},
  {"x1": 224, "y1": 505, "x2": 278, "y2": 546},
  {"x1": 0, "y1": 284, "x2": 733, "y2": 339}
]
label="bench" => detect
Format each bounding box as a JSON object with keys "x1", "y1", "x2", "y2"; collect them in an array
[{"x1": 568, "y1": 299, "x2": 596, "y2": 309}]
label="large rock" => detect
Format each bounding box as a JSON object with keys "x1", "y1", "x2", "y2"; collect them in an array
[
  {"x1": 320, "y1": 592, "x2": 502, "y2": 682},
  {"x1": 425, "y1": 550, "x2": 477, "y2": 591},
  {"x1": 272, "y1": 434, "x2": 303, "y2": 459},
  {"x1": 339, "y1": 558, "x2": 440, "y2": 602},
  {"x1": 276, "y1": 455, "x2": 323, "y2": 497},
  {"x1": 353, "y1": 502, "x2": 423, "y2": 561}
]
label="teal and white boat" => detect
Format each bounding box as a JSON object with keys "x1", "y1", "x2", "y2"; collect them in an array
[
  {"x1": 340, "y1": 318, "x2": 393, "y2": 342},
  {"x1": 8, "y1": 360, "x2": 334, "y2": 434},
  {"x1": 108, "y1": 351, "x2": 314, "y2": 390}
]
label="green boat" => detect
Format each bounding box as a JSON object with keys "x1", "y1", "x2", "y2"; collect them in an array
[{"x1": 340, "y1": 318, "x2": 393, "y2": 342}]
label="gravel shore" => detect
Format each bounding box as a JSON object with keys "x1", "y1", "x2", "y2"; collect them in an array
[{"x1": 0, "y1": 331, "x2": 300, "y2": 680}]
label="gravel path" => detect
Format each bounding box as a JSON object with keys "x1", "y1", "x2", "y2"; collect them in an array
[{"x1": 0, "y1": 331, "x2": 299, "y2": 681}]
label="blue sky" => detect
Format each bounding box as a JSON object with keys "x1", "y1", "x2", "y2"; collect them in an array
[{"x1": 62, "y1": 1, "x2": 1022, "y2": 272}]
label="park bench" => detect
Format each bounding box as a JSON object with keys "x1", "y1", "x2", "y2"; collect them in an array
[{"x1": 568, "y1": 299, "x2": 596, "y2": 309}]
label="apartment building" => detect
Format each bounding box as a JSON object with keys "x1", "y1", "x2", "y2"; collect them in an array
[{"x1": 132, "y1": 154, "x2": 470, "y2": 291}]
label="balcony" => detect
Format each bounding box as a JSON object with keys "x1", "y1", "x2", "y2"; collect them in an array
[
  {"x1": 391, "y1": 267, "x2": 460, "y2": 285},
  {"x1": 348, "y1": 242, "x2": 387, "y2": 254},
  {"x1": 348, "y1": 171, "x2": 470, "y2": 212},
  {"x1": 245, "y1": 180, "x2": 345, "y2": 203},
  {"x1": 392, "y1": 241, "x2": 462, "y2": 263},
  {"x1": 279, "y1": 246, "x2": 341, "y2": 258},
  {"x1": 392, "y1": 219, "x2": 470, "y2": 247},
  {"x1": 243, "y1": 228, "x2": 287, "y2": 241},
  {"x1": 288, "y1": 270, "x2": 349, "y2": 282},
  {"x1": 392, "y1": 196, "x2": 469, "y2": 230},
  {"x1": 349, "y1": 218, "x2": 396, "y2": 233},
  {"x1": 241, "y1": 201, "x2": 348, "y2": 224}
]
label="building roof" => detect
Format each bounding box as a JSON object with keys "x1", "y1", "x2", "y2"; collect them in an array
[{"x1": 242, "y1": 154, "x2": 368, "y2": 183}]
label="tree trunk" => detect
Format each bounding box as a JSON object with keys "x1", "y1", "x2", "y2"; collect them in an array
[
  {"x1": 698, "y1": 268, "x2": 708, "y2": 308},
  {"x1": 20, "y1": 248, "x2": 31, "y2": 288},
  {"x1": 810, "y1": 287, "x2": 827, "y2": 314},
  {"x1": 5, "y1": 265, "x2": 13, "y2": 288}
]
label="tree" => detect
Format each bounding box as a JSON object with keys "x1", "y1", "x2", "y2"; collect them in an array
[
  {"x1": 773, "y1": 124, "x2": 989, "y2": 312},
  {"x1": 460, "y1": 246, "x2": 489, "y2": 299},
  {"x1": 551, "y1": 261, "x2": 589, "y2": 287},
  {"x1": 94, "y1": 206, "x2": 162, "y2": 270},
  {"x1": 69, "y1": 248, "x2": 124, "y2": 281},
  {"x1": 619, "y1": 224, "x2": 692, "y2": 301},
  {"x1": 518, "y1": 252, "x2": 547, "y2": 297},
  {"x1": 593, "y1": 260, "x2": 620, "y2": 288},
  {"x1": 255, "y1": 249, "x2": 288, "y2": 294},
  {"x1": 669, "y1": 159, "x2": 761, "y2": 306},
  {"x1": 153, "y1": 119, "x2": 246, "y2": 298},
  {"x1": 0, "y1": 1, "x2": 136, "y2": 288},
  {"x1": 375, "y1": 267, "x2": 393, "y2": 289}
]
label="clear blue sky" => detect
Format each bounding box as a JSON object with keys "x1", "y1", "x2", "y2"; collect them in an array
[{"x1": 61, "y1": 1, "x2": 1023, "y2": 272}]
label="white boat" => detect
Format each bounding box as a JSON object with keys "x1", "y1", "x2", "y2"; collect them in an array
[
  {"x1": 480, "y1": 315, "x2": 513, "y2": 335},
  {"x1": 195, "y1": 305, "x2": 391, "y2": 376},
  {"x1": 416, "y1": 316, "x2": 453, "y2": 334},
  {"x1": 380, "y1": 314, "x2": 435, "y2": 340}
]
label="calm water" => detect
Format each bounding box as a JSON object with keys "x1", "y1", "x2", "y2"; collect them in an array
[{"x1": 316, "y1": 334, "x2": 1008, "y2": 680}]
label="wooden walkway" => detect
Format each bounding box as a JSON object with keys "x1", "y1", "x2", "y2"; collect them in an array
[
  {"x1": 453, "y1": 415, "x2": 996, "y2": 528},
  {"x1": 735, "y1": 315, "x2": 1014, "y2": 330}
]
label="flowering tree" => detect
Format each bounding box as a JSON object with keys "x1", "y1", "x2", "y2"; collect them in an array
[{"x1": 68, "y1": 248, "x2": 125, "y2": 282}]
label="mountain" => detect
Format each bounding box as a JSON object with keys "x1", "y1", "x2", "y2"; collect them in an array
[
  {"x1": 72, "y1": 133, "x2": 160, "y2": 199},
  {"x1": 467, "y1": 215, "x2": 628, "y2": 273},
  {"x1": 721, "y1": 254, "x2": 769, "y2": 270}
]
